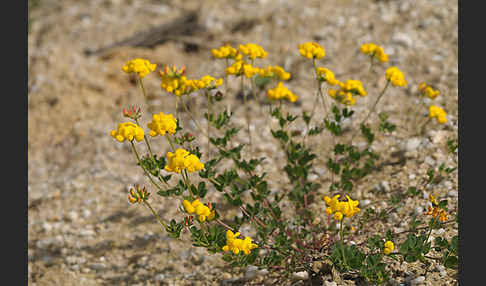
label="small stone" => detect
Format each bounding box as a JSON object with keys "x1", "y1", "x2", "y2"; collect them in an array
[
  {"x1": 79, "y1": 229, "x2": 96, "y2": 237},
  {"x1": 434, "y1": 228, "x2": 445, "y2": 235},
  {"x1": 292, "y1": 271, "x2": 308, "y2": 280},
  {"x1": 376, "y1": 181, "x2": 390, "y2": 193},
  {"x1": 440, "y1": 270, "x2": 447, "y2": 277},
  {"x1": 245, "y1": 266, "x2": 259, "y2": 280},
  {"x1": 444, "y1": 181, "x2": 453, "y2": 189},
  {"x1": 155, "y1": 274, "x2": 166, "y2": 281},
  {"x1": 409, "y1": 174, "x2": 416, "y2": 180},
  {"x1": 424, "y1": 156, "x2": 435, "y2": 166},
  {"x1": 308, "y1": 174, "x2": 318, "y2": 181},
  {"x1": 324, "y1": 281, "x2": 337, "y2": 286},
  {"x1": 414, "y1": 206, "x2": 423, "y2": 215},
  {"x1": 42, "y1": 222, "x2": 53, "y2": 232},
  {"x1": 411, "y1": 276, "x2": 425, "y2": 285},
  {"x1": 448, "y1": 190, "x2": 458, "y2": 197},
  {"x1": 67, "y1": 211, "x2": 79, "y2": 222},
  {"x1": 90, "y1": 263, "x2": 105, "y2": 271},
  {"x1": 392, "y1": 32, "x2": 413, "y2": 47},
  {"x1": 361, "y1": 199, "x2": 371, "y2": 207},
  {"x1": 82, "y1": 209, "x2": 92, "y2": 218},
  {"x1": 405, "y1": 138, "x2": 421, "y2": 152}
]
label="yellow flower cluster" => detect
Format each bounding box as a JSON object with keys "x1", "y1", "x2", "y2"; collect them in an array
[
  {"x1": 323, "y1": 194, "x2": 360, "y2": 221},
  {"x1": 425, "y1": 195, "x2": 448, "y2": 222},
  {"x1": 267, "y1": 82, "x2": 298, "y2": 102},
  {"x1": 328, "y1": 79, "x2": 367, "y2": 106},
  {"x1": 298, "y1": 42, "x2": 325, "y2": 59},
  {"x1": 316, "y1": 67, "x2": 340, "y2": 86},
  {"x1": 259, "y1": 65, "x2": 291, "y2": 81},
  {"x1": 225, "y1": 60, "x2": 262, "y2": 78},
  {"x1": 428, "y1": 105, "x2": 448, "y2": 124},
  {"x1": 122, "y1": 58, "x2": 156, "y2": 78},
  {"x1": 360, "y1": 43, "x2": 389, "y2": 63},
  {"x1": 385, "y1": 67, "x2": 407, "y2": 87},
  {"x1": 418, "y1": 82, "x2": 440, "y2": 99},
  {"x1": 164, "y1": 148, "x2": 204, "y2": 173},
  {"x1": 182, "y1": 199, "x2": 215, "y2": 222},
  {"x1": 383, "y1": 241, "x2": 394, "y2": 255},
  {"x1": 147, "y1": 112, "x2": 178, "y2": 137},
  {"x1": 159, "y1": 67, "x2": 223, "y2": 96},
  {"x1": 222, "y1": 230, "x2": 259, "y2": 255},
  {"x1": 238, "y1": 43, "x2": 268, "y2": 60},
  {"x1": 211, "y1": 44, "x2": 242, "y2": 60},
  {"x1": 110, "y1": 122, "x2": 145, "y2": 143},
  {"x1": 128, "y1": 185, "x2": 150, "y2": 204}
]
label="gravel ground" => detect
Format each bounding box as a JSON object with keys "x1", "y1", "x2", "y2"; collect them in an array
[{"x1": 28, "y1": 0, "x2": 458, "y2": 285}]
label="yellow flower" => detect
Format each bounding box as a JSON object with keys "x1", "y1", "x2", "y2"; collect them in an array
[
  {"x1": 212, "y1": 44, "x2": 242, "y2": 60},
  {"x1": 385, "y1": 67, "x2": 407, "y2": 87},
  {"x1": 238, "y1": 43, "x2": 267, "y2": 60},
  {"x1": 418, "y1": 82, "x2": 440, "y2": 99},
  {"x1": 122, "y1": 58, "x2": 156, "y2": 78},
  {"x1": 384, "y1": 241, "x2": 394, "y2": 255},
  {"x1": 323, "y1": 194, "x2": 360, "y2": 221},
  {"x1": 428, "y1": 105, "x2": 448, "y2": 124},
  {"x1": 194, "y1": 75, "x2": 223, "y2": 89},
  {"x1": 222, "y1": 230, "x2": 258, "y2": 255},
  {"x1": 267, "y1": 82, "x2": 298, "y2": 102},
  {"x1": 147, "y1": 112, "x2": 177, "y2": 137},
  {"x1": 316, "y1": 67, "x2": 340, "y2": 86},
  {"x1": 165, "y1": 148, "x2": 204, "y2": 173},
  {"x1": 429, "y1": 194, "x2": 438, "y2": 206},
  {"x1": 260, "y1": 66, "x2": 291, "y2": 81},
  {"x1": 360, "y1": 43, "x2": 388, "y2": 63},
  {"x1": 339, "y1": 79, "x2": 367, "y2": 96},
  {"x1": 182, "y1": 199, "x2": 214, "y2": 222},
  {"x1": 110, "y1": 122, "x2": 145, "y2": 143},
  {"x1": 298, "y1": 42, "x2": 325, "y2": 59}
]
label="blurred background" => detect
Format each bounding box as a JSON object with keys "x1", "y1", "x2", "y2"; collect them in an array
[{"x1": 28, "y1": 0, "x2": 458, "y2": 285}]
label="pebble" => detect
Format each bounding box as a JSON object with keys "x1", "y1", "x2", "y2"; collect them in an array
[
  {"x1": 82, "y1": 209, "x2": 92, "y2": 218},
  {"x1": 375, "y1": 181, "x2": 390, "y2": 193},
  {"x1": 434, "y1": 228, "x2": 445, "y2": 235},
  {"x1": 79, "y1": 229, "x2": 96, "y2": 237},
  {"x1": 448, "y1": 190, "x2": 458, "y2": 197},
  {"x1": 392, "y1": 32, "x2": 413, "y2": 48},
  {"x1": 245, "y1": 266, "x2": 259, "y2": 280},
  {"x1": 361, "y1": 199, "x2": 371, "y2": 207},
  {"x1": 308, "y1": 174, "x2": 318, "y2": 181},
  {"x1": 444, "y1": 181, "x2": 453, "y2": 189},
  {"x1": 411, "y1": 276, "x2": 425, "y2": 285},
  {"x1": 90, "y1": 263, "x2": 106, "y2": 271},
  {"x1": 424, "y1": 156, "x2": 435, "y2": 166},
  {"x1": 67, "y1": 211, "x2": 79, "y2": 222},
  {"x1": 292, "y1": 271, "x2": 308, "y2": 280},
  {"x1": 324, "y1": 281, "x2": 337, "y2": 286},
  {"x1": 414, "y1": 206, "x2": 423, "y2": 216},
  {"x1": 409, "y1": 174, "x2": 416, "y2": 180},
  {"x1": 42, "y1": 222, "x2": 53, "y2": 232},
  {"x1": 405, "y1": 138, "x2": 421, "y2": 152},
  {"x1": 155, "y1": 274, "x2": 166, "y2": 281}
]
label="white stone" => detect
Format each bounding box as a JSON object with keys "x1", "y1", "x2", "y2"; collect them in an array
[
  {"x1": 406, "y1": 138, "x2": 421, "y2": 152},
  {"x1": 361, "y1": 199, "x2": 371, "y2": 207},
  {"x1": 392, "y1": 33, "x2": 413, "y2": 47},
  {"x1": 245, "y1": 266, "x2": 259, "y2": 280},
  {"x1": 324, "y1": 281, "x2": 337, "y2": 286},
  {"x1": 292, "y1": 271, "x2": 308, "y2": 280},
  {"x1": 411, "y1": 276, "x2": 425, "y2": 285}
]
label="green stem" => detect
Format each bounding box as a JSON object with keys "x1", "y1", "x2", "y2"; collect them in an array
[
  {"x1": 143, "y1": 200, "x2": 168, "y2": 230},
  {"x1": 340, "y1": 218, "x2": 347, "y2": 269},
  {"x1": 348, "y1": 80, "x2": 390, "y2": 145},
  {"x1": 180, "y1": 97, "x2": 208, "y2": 137},
  {"x1": 130, "y1": 141, "x2": 164, "y2": 192},
  {"x1": 241, "y1": 75, "x2": 252, "y2": 152},
  {"x1": 206, "y1": 90, "x2": 212, "y2": 158},
  {"x1": 138, "y1": 77, "x2": 151, "y2": 112},
  {"x1": 165, "y1": 134, "x2": 176, "y2": 152}
]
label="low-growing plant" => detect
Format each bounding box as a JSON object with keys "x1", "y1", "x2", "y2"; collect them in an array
[{"x1": 109, "y1": 42, "x2": 457, "y2": 284}]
